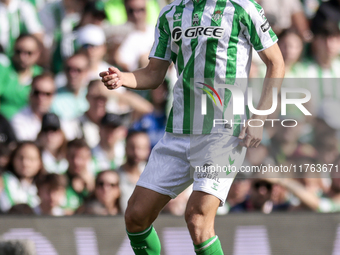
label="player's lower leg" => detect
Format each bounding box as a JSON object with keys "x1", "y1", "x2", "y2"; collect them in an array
[
  {"x1": 185, "y1": 191, "x2": 224, "y2": 255},
  {"x1": 125, "y1": 186, "x2": 171, "y2": 255},
  {"x1": 127, "y1": 225, "x2": 161, "y2": 255},
  {"x1": 194, "y1": 236, "x2": 224, "y2": 255}
]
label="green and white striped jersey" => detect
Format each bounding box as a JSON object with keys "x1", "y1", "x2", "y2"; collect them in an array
[
  {"x1": 0, "y1": 0, "x2": 43, "y2": 56},
  {"x1": 149, "y1": 0, "x2": 277, "y2": 136}
]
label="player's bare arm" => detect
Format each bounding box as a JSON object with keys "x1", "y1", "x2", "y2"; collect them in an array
[
  {"x1": 239, "y1": 43, "x2": 285, "y2": 148},
  {"x1": 99, "y1": 58, "x2": 170, "y2": 90}
]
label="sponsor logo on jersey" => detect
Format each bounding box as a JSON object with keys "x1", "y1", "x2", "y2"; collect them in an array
[
  {"x1": 261, "y1": 20, "x2": 270, "y2": 32},
  {"x1": 172, "y1": 27, "x2": 183, "y2": 41},
  {"x1": 171, "y1": 27, "x2": 225, "y2": 41},
  {"x1": 212, "y1": 10, "x2": 222, "y2": 22},
  {"x1": 192, "y1": 13, "x2": 200, "y2": 26}
]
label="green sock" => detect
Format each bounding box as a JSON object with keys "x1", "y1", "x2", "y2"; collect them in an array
[
  {"x1": 127, "y1": 225, "x2": 161, "y2": 255},
  {"x1": 194, "y1": 236, "x2": 224, "y2": 255}
]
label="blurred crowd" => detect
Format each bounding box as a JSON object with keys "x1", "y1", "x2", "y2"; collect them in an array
[{"x1": 0, "y1": 0, "x2": 339, "y2": 216}]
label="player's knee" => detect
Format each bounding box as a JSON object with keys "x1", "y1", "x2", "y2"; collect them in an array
[
  {"x1": 125, "y1": 203, "x2": 150, "y2": 232},
  {"x1": 185, "y1": 212, "x2": 205, "y2": 234}
]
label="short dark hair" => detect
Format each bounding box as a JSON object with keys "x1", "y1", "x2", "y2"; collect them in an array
[
  {"x1": 8, "y1": 203, "x2": 35, "y2": 215},
  {"x1": 67, "y1": 138, "x2": 90, "y2": 151},
  {"x1": 31, "y1": 73, "x2": 55, "y2": 89},
  {"x1": 36, "y1": 173, "x2": 67, "y2": 190},
  {"x1": 65, "y1": 52, "x2": 90, "y2": 69},
  {"x1": 87, "y1": 79, "x2": 103, "y2": 92},
  {"x1": 126, "y1": 130, "x2": 148, "y2": 143},
  {"x1": 311, "y1": 20, "x2": 340, "y2": 37}
]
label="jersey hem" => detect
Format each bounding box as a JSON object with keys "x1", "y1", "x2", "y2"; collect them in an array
[
  {"x1": 192, "y1": 187, "x2": 226, "y2": 207},
  {"x1": 136, "y1": 182, "x2": 178, "y2": 199},
  {"x1": 149, "y1": 55, "x2": 172, "y2": 63},
  {"x1": 255, "y1": 37, "x2": 278, "y2": 52}
]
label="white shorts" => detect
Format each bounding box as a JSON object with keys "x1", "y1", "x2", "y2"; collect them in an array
[{"x1": 137, "y1": 132, "x2": 247, "y2": 206}]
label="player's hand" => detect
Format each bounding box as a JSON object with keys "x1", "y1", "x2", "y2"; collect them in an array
[
  {"x1": 238, "y1": 119, "x2": 263, "y2": 148},
  {"x1": 99, "y1": 67, "x2": 123, "y2": 90}
]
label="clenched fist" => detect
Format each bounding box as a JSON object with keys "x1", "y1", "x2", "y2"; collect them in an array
[{"x1": 99, "y1": 67, "x2": 123, "y2": 90}]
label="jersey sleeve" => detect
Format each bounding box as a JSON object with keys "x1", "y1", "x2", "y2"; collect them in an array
[
  {"x1": 239, "y1": 0, "x2": 278, "y2": 52},
  {"x1": 149, "y1": 10, "x2": 172, "y2": 63}
]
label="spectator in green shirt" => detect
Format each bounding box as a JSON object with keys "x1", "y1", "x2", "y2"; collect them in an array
[
  {"x1": 0, "y1": 0, "x2": 44, "y2": 56},
  {"x1": 64, "y1": 138, "x2": 94, "y2": 212},
  {"x1": 0, "y1": 34, "x2": 43, "y2": 120},
  {"x1": 51, "y1": 52, "x2": 90, "y2": 120}
]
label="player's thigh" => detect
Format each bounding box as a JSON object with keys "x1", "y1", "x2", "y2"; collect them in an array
[
  {"x1": 137, "y1": 132, "x2": 193, "y2": 198},
  {"x1": 126, "y1": 186, "x2": 171, "y2": 224},
  {"x1": 190, "y1": 134, "x2": 247, "y2": 206}
]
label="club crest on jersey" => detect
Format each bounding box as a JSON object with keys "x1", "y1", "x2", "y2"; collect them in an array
[
  {"x1": 174, "y1": 13, "x2": 182, "y2": 21},
  {"x1": 192, "y1": 13, "x2": 200, "y2": 26},
  {"x1": 212, "y1": 10, "x2": 222, "y2": 22}
]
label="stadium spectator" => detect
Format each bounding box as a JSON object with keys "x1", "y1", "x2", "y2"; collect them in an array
[
  {"x1": 76, "y1": 25, "x2": 110, "y2": 81},
  {"x1": 0, "y1": 142, "x2": 45, "y2": 212},
  {"x1": 226, "y1": 174, "x2": 251, "y2": 212},
  {"x1": 51, "y1": 53, "x2": 90, "y2": 120},
  {"x1": 36, "y1": 113, "x2": 69, "y2": 174},
  {"x1": 64, "y1": 139, "x2": 94, "y2": 212},
  {"x1": 266, "y1": 156, "x2": 340, "y2": 212},
  {"x1": 302, "y1": 20, "x2": 340, "y2": 116},
  {"x1": 0, "y1": 144, "x2": 14, "y2": 174},
  {"x1": 0, "y1": 114, "x2": 16, "y2": 145},
  {"x1": 307, "y1": 20, "x2": 340, "y2": 77},
  {"x1": 312, "y1": 0, "x2": 340, "y2": 30},
  {"x1": 118, "y1": 131, "x2": 150, "y2": 212},
  {"x1": 314, "y1": 130, "x2": 339, "y2": 165},
  {"x1": 7, "y1": 203, "x2": 35, "y2": 215},
  {"x1": 78, "y1": 80, "x2": 153, "y2": 148},
  {"x1": 244, "y1": 145, "x2": 276, "y2": 168},
  {"x1": 258, "y1": 0, "x2": 312, "y2": 41},
  {"x1": 104, "y1": 0, "x2": 159, "y2": 26},
  {"x1": 300, "y1": 0, "x2": 322, "y2": 19},
  {"x1": 11, "y1": 74, "x2": 55, "y2": 141},
  {"x1": 278, "y1": 30, "x2": 305, "y2": 78},
  {"x1": 115, "y1": 0, "x2": 154, "y2": 72},
  {"x1": 132, "y1": 80, "x2": 168, "y2": 148},
  {"x1": 0, "y1": 0, "x2": 43, "y2": 56},
  {"x1": 76, "y1": 170, "x2": 121, "y2": 215},
  {"x1": 270, "y1": 179, "x2": 292, "y2": 211},
  {"x1": 289, "y1": 164, "x2": 326, "y2": 211},
  {"x1": 92, "y1": 113, "x2": 127, "y2": 174},
  {"x1": 269, "y1": 120, "x2": 306, "y2": 164},
  {"x1": 230, "y1": 179, "x2": 275, "y2": 213},
  {"x1": 78, "y1": 80, "x2": 108, "y2": 148},
  {"x1": 46, "y1": 0, "x2": 105, "y2": 74},
  {"x1": 0, "y1": 34, "x2": 43, "y2": 120},
  {"x1": 78, "y1": 0, "x2": 107, "y2": 27},
  {"x1": 34, "y1": 173, "x2": 67, "y2": 216}
]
